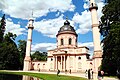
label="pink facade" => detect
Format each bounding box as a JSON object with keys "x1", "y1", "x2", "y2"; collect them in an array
[{"x1": 32, "y1": 20, "x2": 94, "y2": 72}]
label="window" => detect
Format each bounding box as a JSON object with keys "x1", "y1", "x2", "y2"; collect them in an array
[
  {"x1": 70, "y1": 57, "x2": 73, "y2": 68},
  {"x1": 86, "y1": 55, "x2": 89, "y2": 59},
  {"x1": 69, "y1": 38, "x2": 72, "y2": 45},
  {"x1": 78, "y1": 57, "x2": 81, "y2": 60},
  {"x1": 51, "y1": 58, "x2": 53, "y2": 61},
  {"x1": 61, "y1": 39, "x2": 64, "y2": 45},
  {"x1": 50, "y1": 63, "x2": 53, "y2": 69},
  {"x1": 78, "y1": 62, "x2": 82, "y2": 69}
]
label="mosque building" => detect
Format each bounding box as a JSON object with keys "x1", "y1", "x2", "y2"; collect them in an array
[
  {"x1": 24, "y1": 0, "x2": 102, "y2": 73},
  {"x1": 32, "y1": 19, "x2": 93, "y2": 72}
]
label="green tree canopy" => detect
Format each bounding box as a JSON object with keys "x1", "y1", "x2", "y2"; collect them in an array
[
  {"x1": 31, "y1": 51, "x2": 47, "y2": 61},
  {"x1": 0, "y1": 14, "x2": 20, "y2": 70},
  {"x1": 0, "y1": 32, "x2": 20, "y2": 70},
  {"x1": 18, "y1": 40, "x2": 27, "y2": 70},
  {"x1": 100, "y1": 0, "x2": 120, "y2": 75},
  {"x1": 0, "y1": 14, "x2": 6, "y2": 42}
]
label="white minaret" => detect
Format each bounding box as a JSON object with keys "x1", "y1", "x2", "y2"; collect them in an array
[
  {"x1": 89, "y1": 0, "x2": 102, "y2": 72},
  {"x1": 23, "y1": 19, "x2": 34, "y2": 71}
]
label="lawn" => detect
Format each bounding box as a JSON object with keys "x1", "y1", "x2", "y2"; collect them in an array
[{"x1": 0, "y1": 70, "x2": 87, "y2": 80}]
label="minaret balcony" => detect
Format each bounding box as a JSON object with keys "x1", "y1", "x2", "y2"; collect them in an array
[
  {"x1": 89, "y1": 3, "x2": 98, "y2": 11},
  {"x1": 28, "y1": 26, "x2": 34, "y2": 29}
]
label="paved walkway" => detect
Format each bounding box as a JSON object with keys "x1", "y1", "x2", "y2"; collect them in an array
[
  {"x1": 18, "y1": 71, "x2": 119, "y2": 80},
  {"x1": 7, "y1": 70, "x2": 118, "y2": 80}
]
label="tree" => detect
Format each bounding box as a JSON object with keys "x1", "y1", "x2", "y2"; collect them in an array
[
  {"x1": 18, "y1": 40, "x2": 26, "y2": 70},
  {"x1": 31, "y1": 51, "x2": 47, "y2": 61},
  {"x1": 100, "y1": 0, "x2": 120, "y2": 75},
  {"x1": 0, "y1": 32, "x2": 20, "y2": 70},
  {"x1": 0, "y1": 14, "x2": 6, "y2": 42}
]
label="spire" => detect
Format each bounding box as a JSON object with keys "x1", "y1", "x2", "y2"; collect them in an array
[
  {"x1": 64, "y1": 17, "x2": 70, "y2": 25},
  {"x1": 28, "y1": 10, "x2": 34, "y2": 29}
]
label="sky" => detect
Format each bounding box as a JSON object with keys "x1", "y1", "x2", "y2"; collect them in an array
[{"x1": 0, "y1": 0, "x2": 105, "y2": 56}]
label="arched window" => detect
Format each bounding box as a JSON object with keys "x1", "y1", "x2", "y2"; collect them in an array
[
  {"x1": 70, "y1": 57, "x2": 73, "y2": 68},
  {"x1": 78, "y1": 62, "x2": 82, "y2": 69},
  {"x1": 61, "y1": 39, "x2": 64, "y2": 45},
  {"x1": 50, "y1": 63, "x2": 53, "y2": 69},
  {"x1": 78, "y1": 57, "x2": 81, "y2": 60},
  {"x1": 51, "y1": 58, "x2": 53, "y2": 61},
  {"x1": 69, "y1": 38, "x2": 72, "y2": 45}
]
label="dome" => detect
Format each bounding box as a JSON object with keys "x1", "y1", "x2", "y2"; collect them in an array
[{"x1": 57, "y1": 19, "x2": 77, "y2": 36}]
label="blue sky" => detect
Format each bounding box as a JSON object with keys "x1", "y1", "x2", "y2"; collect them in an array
[{"x1": 0, "y1": 0, "x2": 105, "y2": 56}]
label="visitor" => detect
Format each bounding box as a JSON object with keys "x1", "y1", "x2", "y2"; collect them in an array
[
  {"x1": 101, "y1": 70, "x2": 104, "y2": 79},
  {"x1": 65, "y1": 69, "x2": 67, "y2": 74},
  {"x1": 38, "y1": 68, "x2": 40, "y2": 72},
  {"x1": 98, "y1": 69, "x2": 102, "y2": 80},
  {"x1": 57, "y1": 69, "x2": 60, "y2": 76},
  {"x1": 97, "y1": 69, "x2": 104, "y2": 80},
  {"x1": 88, "y1": 69, "x2": 91, "y2": 80},
  {"x1": 85, "y1": 69, "x2": 88, "y2": 77},
  {"x1": 91, "y1": 69, "x2": 94, "y2": 79},
  {"x1": 117, "y1": 69, "x2": 120, "y2": 79},
  {"x1": 69, "y1": 69, "x2": 71, "y2": 74}
]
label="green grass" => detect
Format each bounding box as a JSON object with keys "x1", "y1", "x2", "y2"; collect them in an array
[{"x1": 0, "y1": 70, "x2": 87, "y2": 80}]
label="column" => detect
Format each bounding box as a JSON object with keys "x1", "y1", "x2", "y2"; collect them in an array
[
  {"x1": 61, "y1": 55, "x2": 62, "y2": 70},
  {"x1": 56, "y1": 56, "x2": 57, "y2": 70},
  {"x1": 64, "y1": 55, "x2": 66, "y2": 70},
  {"x1": 74, "y1": 55, "x2": 76, "y2": 71},
  {"x1": 68, "y1": 55, "x2": 70, "y2": 70},
  {"x1": 53, "y1": 56, "x2": 55, "y2": 70}
]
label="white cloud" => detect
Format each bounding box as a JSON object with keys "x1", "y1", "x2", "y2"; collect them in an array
[
  {"x1": 83, "y1": 3, "x2": 89, "y2": 9},
  {"x1": 31, "y1": 43, "x2": 56, "y2": 52},
  {"x1": 33, "y1": 15, "x2": 74, "y2": 38},
  {"x1": 72, "y1": 1, "x2": 104, "y2": 34},
  {"x1": 0, "y1": 0, "x2": 75, "y2": 19},
  {"x1": 97, "y1": 2, "x2": 104, "y2": 21},
  {"x1": 55, "y1": 12, "x2": 60, "y2": 17},
  {"x1": 72, "y1": 11, "x2": 92, "y2": 34},
  {"x1": 5, "y1": 19, "x2": 26, "y2": 36},
  {"x1": 0, "y1": 0, "x2": 7, "y2": 10}
]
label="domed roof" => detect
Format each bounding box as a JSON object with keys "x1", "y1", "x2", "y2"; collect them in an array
[{"x1": 57, "y1": 19, "x2": 77, "y2": 36}]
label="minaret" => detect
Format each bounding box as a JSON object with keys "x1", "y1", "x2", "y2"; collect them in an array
[
  {"x1": 89, "y1": 0, "x2": 102, "y2": 72},
  {"x1": 23, "y1": 19, "x2": 34, "y2": 71}
]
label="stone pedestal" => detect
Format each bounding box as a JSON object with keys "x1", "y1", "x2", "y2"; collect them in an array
[
  {"x1": 23, "y1": 56, "x2": 31, "y2": 71},
  {"x1": 93, "y1": 50, "x2": 102, "y2": 72}
]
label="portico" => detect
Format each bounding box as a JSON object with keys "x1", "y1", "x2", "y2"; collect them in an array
[{"x1": 53, "y1": 54, "x2": 66, "y2": 71}]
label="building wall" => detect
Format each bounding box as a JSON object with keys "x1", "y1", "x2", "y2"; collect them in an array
[
  {"x1": 32, "y1": 61, "x2": 47, "y2": 71},
  {"x1": 57, "y1": 34, "x2": 77, "y2": 48},
  {"x1": 31, "y1": 21, "x2": 94, "y2": 72},
  {"x1": 45, "y1": 47, "x2": 93, "y2": 72}
]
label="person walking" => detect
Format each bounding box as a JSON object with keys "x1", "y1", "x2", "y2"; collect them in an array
[
  {"x1": 69, "y1": 69, "x2": 71, "y2": 74},
  {"x1": 91, "y1": 69, "x2": 94, "y2": 79},
  {"x1": 85, "y1": 69, "x2": 88, "y2": 77},
  {"x1": 57, "y1": 69, "x2": 60, "y2": 76},
  {"x1": 101, "y1": 70, "x2": 104, "y2": 80},
  {"x1": 97, "y1": 69, "x2": 104, "y2": 80}
]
